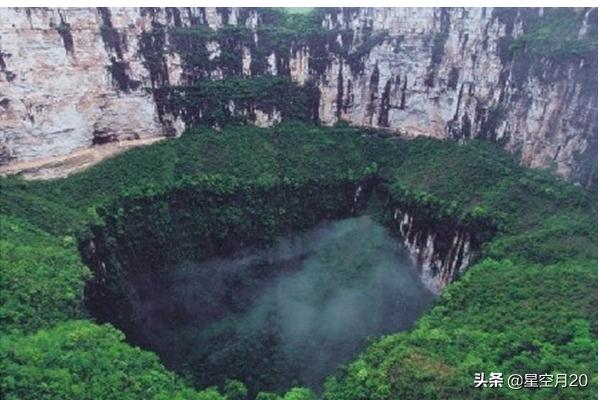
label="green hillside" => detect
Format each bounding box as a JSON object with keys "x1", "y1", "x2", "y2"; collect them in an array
[{"x1": 1, "y1": 123, "x2": 596, "y2": 399}]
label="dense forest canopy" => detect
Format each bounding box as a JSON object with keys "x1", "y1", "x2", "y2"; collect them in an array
[{"x1": 1, "y1": 121, "x2": 596, "y2": 399}]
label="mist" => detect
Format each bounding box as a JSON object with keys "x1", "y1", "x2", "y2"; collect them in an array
[{"x1": 123, "y1": 216, "x2": 435, "y2": 393}]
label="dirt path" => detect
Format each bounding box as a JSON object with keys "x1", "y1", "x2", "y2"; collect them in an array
[{"x1": 0, "y1": 137, "x2": 165, "y2": 180}]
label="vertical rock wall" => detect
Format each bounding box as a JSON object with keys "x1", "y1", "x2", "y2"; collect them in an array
[
  {"x1": 393, "y1": 208, "x2": 474, "y2": 293},
  {"x1": 0, "y1": 7, "x2": 269, "y2": 163},
  {"x1": 1, "y1": 7, "x2": 597, "y2": 186},
  {"x1": 318, "y1": 8, "x2": 597, "y2": 186},
  {"x1": 0, "y1": 8, "x2": 172, "y2": 162}
]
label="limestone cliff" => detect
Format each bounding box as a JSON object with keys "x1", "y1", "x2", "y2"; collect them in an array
[
  {"x1": 393, "y1": 208, "x2": 475, "y2": 294},
  {"x1": 0, "y1": 7, "x2": 264, "y2": 164},
  {"x1": 1, "y1": 8, "x2": 178, "y2": 163},
  {"x1": 1, "y1": 7, "x2": 597, "y2": 186},
  {"x1": 318, "y1": 8, "x2": 597, "y2": 187}
]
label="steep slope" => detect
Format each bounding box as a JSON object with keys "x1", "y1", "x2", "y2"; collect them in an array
[{"x1": 0, "y1": 7, "x2": 597, "y2": 185}]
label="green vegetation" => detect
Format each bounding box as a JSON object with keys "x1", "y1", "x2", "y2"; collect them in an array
[
  {"x1": 154, "y1": 77, "x2": 319, "y2": 127},
  {"x1": 1, "y1": 320, "x2": 225, "y2": 400},
  {"x1": 150, "y1": 8, "x2": 343, "y2": 81},
  {"x1": 324, "y1": 259, "x2": 596, "y2": 400},
  {"x1": 510, "y1": 8, "x2": 597, "y2": 59},
  {"x1": 0, "y1": 122, "x2": 596, "y2": 399},
  {"x1": 142, "y1": 7, "x2": 352, "y2": 126},
  {"x1": 0, "y1": 215, "x2": 89, "y2": 335},
  {"x1": 168, "y1": 25, "x2": 254, "y2": 78},
  {"x1": 137, "y1": 7, "x2": 382, "y2": 124}
]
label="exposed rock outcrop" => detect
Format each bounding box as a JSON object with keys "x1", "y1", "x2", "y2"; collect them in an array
[
  {"x1": 318, "y1": 8, "x2": 597, "y2": 187},
  {"x1": 1, "y1": 7, "x2": 597, "y2": 186},
  {"x1": 394, "y1": 208, "x2": 474, "y2": 293},
  {"x1": 0, "y1": 7, "x2": 276, "y2": 164},
  {"x1": 0, "y1": 8, "x2": 176, "y2": 163}
]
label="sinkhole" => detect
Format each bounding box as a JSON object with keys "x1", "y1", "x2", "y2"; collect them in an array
[{"x1": 84, "y1": 214, "x2": 435, "y2": 394}]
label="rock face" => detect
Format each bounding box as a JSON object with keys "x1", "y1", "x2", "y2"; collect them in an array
[
  {"x1": 0, "y1": 7, "x2": 277, "y2": 164},
  {"x1": 318, "y1": 8, "x2": 597, "y2": 187},
  {"x1": 1, "y1": 7, "x2": 597, "y2": 186},
  {"x1": 393, "y1": 208, "x2": 474, "y2": 293},
  {"x1": 0, "y1": 8, "x2": 173, "y2": 163}
]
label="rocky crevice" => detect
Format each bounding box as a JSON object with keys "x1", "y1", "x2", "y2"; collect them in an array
[
  {"x1": 393, "y1": 208, "x2": 474, "y2": 293},
  {"x1": 351, "y1": 180, "x2": 483, "y2": 293}
]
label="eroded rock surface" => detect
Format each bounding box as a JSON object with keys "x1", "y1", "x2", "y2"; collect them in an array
[{"x1": 1, "y1": 7, "x2": 596, "y2": 185}]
